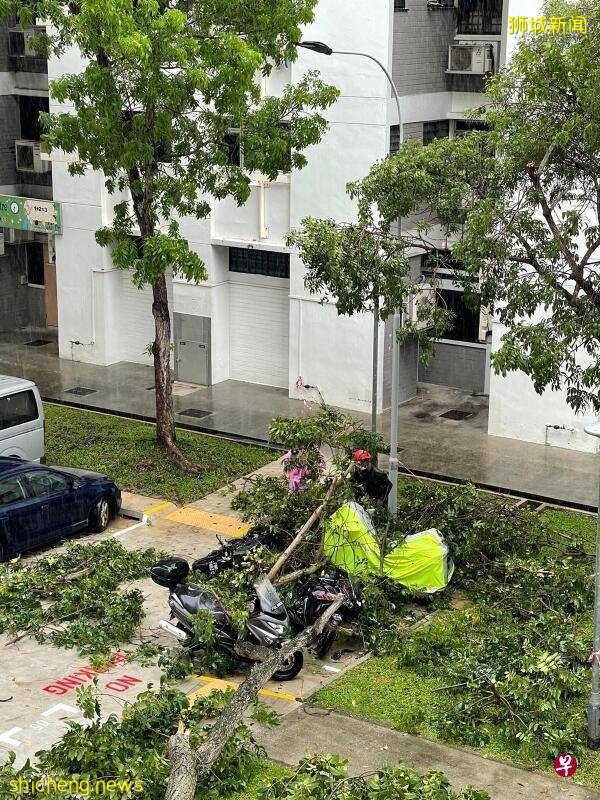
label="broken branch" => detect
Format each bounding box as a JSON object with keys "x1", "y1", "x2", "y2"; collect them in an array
[
  {"x1": 163, "y1": 595, "x2": 346, "y2": 800},
  {"x1": 267, "y1": 466, "x2": 353, "y2": 582}
]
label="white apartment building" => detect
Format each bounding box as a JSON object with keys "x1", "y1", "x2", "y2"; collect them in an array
[{"x1": 3, "y1": 0, "x2": 595, "y2": 452}]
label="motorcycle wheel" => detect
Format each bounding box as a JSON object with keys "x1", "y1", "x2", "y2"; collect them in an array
[
  {"x1": 313, "y1": 626, "x2": 338, "y2": 659},
  {"x1": 271, "y1": 650, "x2": 303, "y2": 681}
]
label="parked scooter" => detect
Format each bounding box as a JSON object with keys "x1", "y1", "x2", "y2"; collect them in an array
[
  {"x1": 289, "y1": 573, "x2": 361, "y2": 658},
  {"x1": 151, "y1": 557, "x2": 303, "y2": 680},
  {"x1": 192, "y1": 526, "x2": 284, "y2": 579}
]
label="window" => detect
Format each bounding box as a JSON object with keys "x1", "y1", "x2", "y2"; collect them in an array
[
  {"x1": 128, "y1": 235, "x2": 144, "y2": 259},
  {"x1": 456, "y1": 0, "x2": 503, "y2": 35},
  {"x1": 438, "y1": 289, "x2": 481, "y2": 343},
  {"x1": 394, "y1": 0, "x2": 407, "y2": 9},
  {"x1": 0, "y1": 475, "x2": 28, "y2": 507},
  {"x1": 224, "y1": 131, "x2": 241, "y2": 167},
  {"x1": 18, "y1": 95, "x2": 49, "y2": 141},
  {"x1": 26, "y1": 242, "x2": 45, "y2": 286},
  {"x1": 223, "y1": 122, "x2": 291, "y2": 170},
  {"x1": 0, "y1": 390, "x2": 39, "y2": 430},
  {"x1": 25, "y1": 469, "x2": 69, "y2": 498},
  {"x1": 229, "y1": 247, "x2": 290, "y2": 279},
  {"x1": 390, "y1": 125, "x2": 400, "y2": 155},
  {"x1": 454, "y1": 119, "x2": 489, "y2": 137},
  {"x1": 423, "y1": 120, "x2": 450, "y2": 146}
]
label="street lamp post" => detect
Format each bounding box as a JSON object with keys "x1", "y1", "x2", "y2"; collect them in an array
[
  {"x1": 297, "y1": 41, "x2": 403, "y2": 508},
  {"x1": 585, "y1": 421, "x2": 600, "y2": 749}
]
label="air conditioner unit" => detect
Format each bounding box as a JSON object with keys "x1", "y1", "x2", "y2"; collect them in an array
[
  {"x1": 8, "y1": 27, "x2": 44, "y2": 57},
  {"x1": 409, "y1": 284, "x2": 437, "y2": 329},
  {"x1": 448, "y1": 43, "x2": 494, "y2": 74},
  {"x1": 15, "y1": 140, "x2": 51, "y2": 173}
]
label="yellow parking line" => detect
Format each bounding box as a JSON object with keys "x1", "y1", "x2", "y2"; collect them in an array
[
  {"x1": 165, "y1": 507, "x2": 251, "y2": 537},
  {"x1": 187, "y1": 679, "x2": 234, "y2": 703},
  {"x1": 257, "y1": 687, "x2": 300, "y2": 703},
  {"x1": 144, "y1": 501, "x2": 176, "y2": 515},
  {"x1": 190, "y1": 675, "x2": 299, "y2": 704}
]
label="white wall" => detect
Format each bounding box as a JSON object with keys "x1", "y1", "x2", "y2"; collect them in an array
[
  {"x1": 287, "y1": 0, "x2": 393, "y2": 411},
  {"x1": 488, "y1": 324, "x2": 599, "y2": 452}
]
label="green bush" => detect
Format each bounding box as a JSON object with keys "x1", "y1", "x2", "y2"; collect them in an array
[
  {"x1": 0, "y1": 539, "x2": 163, "y2": 658},
  {"x1": 264, "y1": 754, "x2": 488, "y2": 800}
]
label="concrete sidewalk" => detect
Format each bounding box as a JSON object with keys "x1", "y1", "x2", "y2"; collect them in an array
[
  {"x1": 256, "y1": 708, "x2": 600, "y2": 800},
  {"x1": 1, "y1": 330, "x2": 597, "y2": 509}
]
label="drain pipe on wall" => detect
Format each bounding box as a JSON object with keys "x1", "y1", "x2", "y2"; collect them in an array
[
  {"x1": 584, "y1": 422, "x2": 600, "y2": 749},
  {"x1": 69, "y1": 271, "x2": 99, "y2": 358}
]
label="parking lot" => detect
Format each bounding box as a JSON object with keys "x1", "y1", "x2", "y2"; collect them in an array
[{"x1": 0, "y1": 500, "x2": 366, "y2": 766}]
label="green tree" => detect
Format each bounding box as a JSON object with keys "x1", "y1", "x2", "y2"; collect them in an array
[
  {"x1": 1, "y1": 0, "x2": 338, "y2": 468},
  {"x1": 286, "y1": 207, "x2": 453, "y2": 369},
  {"x1": 332, "y1": 0, "x2": 600, "y2": 412}
]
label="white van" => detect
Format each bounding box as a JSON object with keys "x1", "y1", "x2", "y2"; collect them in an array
[{"x1": 0, "y1": 376, "x2": 45, "y2": 462}]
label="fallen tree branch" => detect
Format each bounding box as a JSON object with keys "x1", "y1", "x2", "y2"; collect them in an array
[
  {"x1": 267, "y1": 465, "x2": 353, "y2": 582},
  {"x1": 163, "y1": 594, "x2": 346, "y2": 800},
  {"x1": 273, "y1": 560, "x2": 327, "y2": 587},
  {"x1": 57, "y1": 565, "x2": 96, "y2": 583}
]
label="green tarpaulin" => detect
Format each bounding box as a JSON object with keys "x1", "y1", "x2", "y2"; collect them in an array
[{"x1": 323, "y1": 502, "x2": 454, "y2": 593}]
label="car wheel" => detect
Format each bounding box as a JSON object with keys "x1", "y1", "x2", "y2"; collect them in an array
[{"x1": 89, "y1": 496, "x2": 111, "y2": 533}]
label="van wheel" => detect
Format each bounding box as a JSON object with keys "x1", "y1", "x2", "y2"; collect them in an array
[{"x1": 89, "y1": 496, "x2": 111, "y2": 533}]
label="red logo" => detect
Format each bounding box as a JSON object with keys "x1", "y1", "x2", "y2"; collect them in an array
[{"x1": 554, "y1": 754, "x2": 578, "y2": 778}]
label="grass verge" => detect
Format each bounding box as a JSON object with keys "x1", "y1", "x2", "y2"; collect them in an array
[
  {"x1": 312, "y1": 508, "x2": 600, "y2": 790},
  {"x1": 224, "y1": 760, "x2": 290, "y2": 800},
  {"x1": 44, "y1": 404, "x2": 276, "y2": 503}
]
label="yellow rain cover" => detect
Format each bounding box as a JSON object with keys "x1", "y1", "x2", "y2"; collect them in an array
[{"x1": 323, "y1": 502, "x2": 454, "y2": 593}]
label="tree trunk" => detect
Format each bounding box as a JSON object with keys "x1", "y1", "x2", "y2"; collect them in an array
[
  {"x1": 163, "y1": 595, "x2": 346, "y2": 800},
  {"x1": 129, "y1": 168, "x2": 201, "y2": 475},
  {"x1": 151, "y1": 275, "x2": 202, "y2": 473},
  {"x1": 164, "y1": 731, "x2": 197, "y2": 800},
  {"x1": 152, "y1": 274, "x2": 175, "y2": 448}
]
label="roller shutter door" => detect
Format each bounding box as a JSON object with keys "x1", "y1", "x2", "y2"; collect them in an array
[{"x1": 229, "y1": 283, "x2": 289, "y2": 388}]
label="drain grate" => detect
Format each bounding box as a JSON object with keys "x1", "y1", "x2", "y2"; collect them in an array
[
  {"x1": 25, "y1": 339, "x2": 52, "y2": 347},
  {"x1": 178, "y1": 408, "x2": 212, "y2": 419},
  {"x1": 65, "y1": 386, "x2": 97, "y2": 396},
  {"x1": 440, "y1": 409, "x2": 474, "y2": 421}
]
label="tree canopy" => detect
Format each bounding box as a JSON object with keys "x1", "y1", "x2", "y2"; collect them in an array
[
  {"x1": 0, "y1": 0, "x2": 339, "y2": 461},
  {"x1": 290, "y1": 0, "x2": 600, "y2": 411}
]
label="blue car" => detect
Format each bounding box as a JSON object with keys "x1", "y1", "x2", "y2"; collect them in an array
[{"x1": 0, "y1": 458, "x2": 121, "y2": 561}]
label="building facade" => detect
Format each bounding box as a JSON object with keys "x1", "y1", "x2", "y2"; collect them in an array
[
  {"x1": 1, "y1": 0, "x2": 597, "y2": 452},
  {"x1": 0, "y1": 17, "x2": 56, "y2": 335}
]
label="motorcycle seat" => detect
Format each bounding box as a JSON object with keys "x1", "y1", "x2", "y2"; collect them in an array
[{"x1": 178, "y1": 583, "x2": 225, "y2": 617}]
